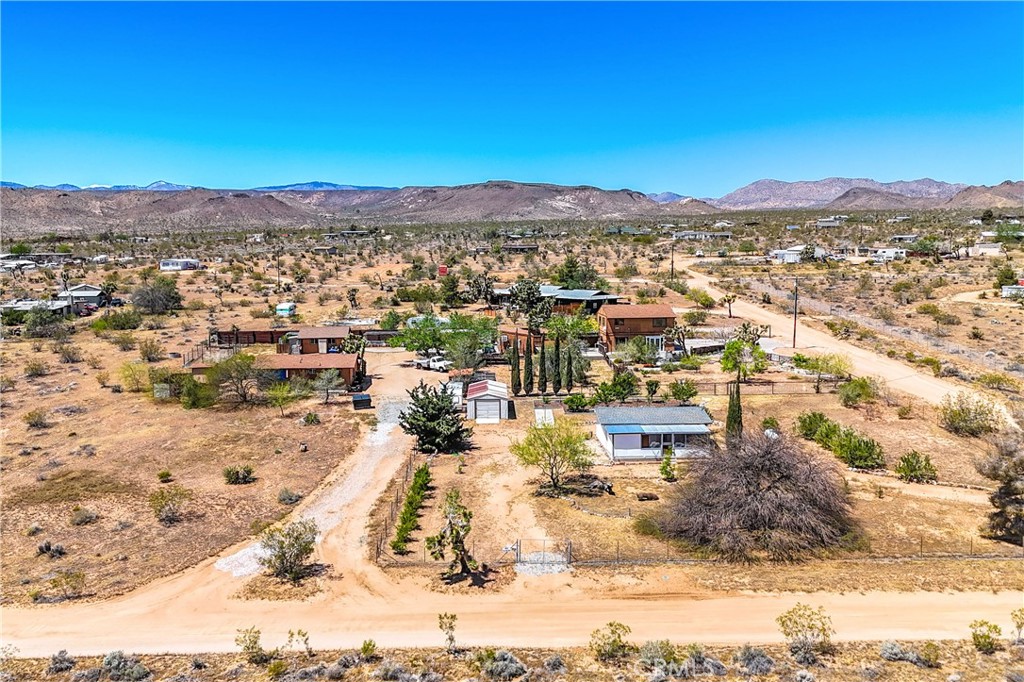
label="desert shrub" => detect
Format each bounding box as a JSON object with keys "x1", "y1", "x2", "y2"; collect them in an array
[
  {"x1": 940, "y1": 392, "x2": 1001, "y2": 436},
  {"x1": 24, "y1": 359, "x2": 50, "y2": 377},
  {"x1": 896, "y1": 404, "x2": 913, "y2": 419},
  {"x1": 101, "y1": 651, "x2": 150, "y2": 682},
  {"x1": 838, "y1": 376, "x2": 879, "y2": 407},
  {"x1": 179, "y1": 376, "x2": 218, "y2": 409},
  {"x1": 23, "y1": 408, "x2": 50, "y2": 429},
  {"x1": 37, "y1": 540, "x2": 66, "y2": 559},
  {"x1": 639, "y1": 640, "x2": 679, "y2": 669},
  {"x1": 796, "y1": 412, "x2": 829, "y2": 439},
  {"x1": 266, "y1": 660, "x2": 289, "y2": 679},
  {"x1": 830, "y1": 429, "x2": 885, "y2": 470},
  {"x1": 666, "y1": 378, "x2": 699, "y2": 404},
  {"x1": 57, "y1": 343, "x2": 84, "y2": 363},
  {"x1": 374, "y1": 660, "x2": 407, "y2": 680},
  {"x1": 484, "y1": 650, "x2": 527, "y2": 679},
  {"x1": 978, "y1": 372, "x2": 1021, "y2": 392},
  {"x1": 95, "y1": 370, "x2": 111, "y2": 388},
  {"x1": 970, "y1": 620, "x2": 1002, "y2": 654},
  {"x1": 543, "y1": 655, "x2": 567, "y2": 673},
  {"x1": 0, "y1": 374, "x2": 14, "y2": 392},
  {"x1": 278, "y1": 488, "x2": 303, "y2": 505},
  {"x1": 111, "y1": 333, "x2": 137, "y2": 351},
  {"x1": 149, "y1": 485, "x2": 193, "y2": 524},
  {"x1": 590, "y1": 621, "x2": 633, "y2": 662},
  {"x1": 26, "y1": 523, "x2": 43, "y2": 537},
  {"x1": 777, "y1": 604, "x2": 835, "y2": 665},
  {"x1": 915, "y1": 642, "x2": 941, "y2": 668},
  {"x1": 676, "y1": 355, "x2": 704, "y2": 370},
  {"x1": 969, "y1": 327, "x2": 985, "y2": 340},
  {"x1": 360, "y1": 639, "x2": 377, "y2": 660},
  {"x1": 894, "y1": 451, "x2": 938, "y2": 483},
  {"x1": 303, "y1": 412, "x2": 321, "y2": 425},
  {"x1": 137, "y1": 338, "x2": 166, "y2": 362},
  {"x1": 92, "y1": 309, "x2": 142, "y2": 331},
  {"x1": 119, "y1": 362, "x2": 149, "y2": 392},
  {"x1": 390, "y1": 464, "x2": 432, "y2": 552},
  {"x1": 761, "y1": 416, "x2": 780, "y2": 432},
  {"x1": 879, "y1": 640, "x2": 908, "y2": 661},
  {"x1": 47, "y1": 650, "x2": 77, "y2": 674},
  {"x1": 733, "y1": 645, "x2": 774, "y2": 675},
  {"x1": 563, "y1": 393, "x2": 589, "y2": 412},
  {"x1": 70, "y1": 507, "x2": 98, "y2": 526},
  {"x1": 666, "y1": 431, "x2": 853, "y2": 560},
  {"x1": 235, "y1": 627, "x2": 273, "y2": 665},
  {"x1": 157, "y1": 470, "x2": 172, "y2": 483},
  {"x1": 49, "y1": 569, "x2": 87, "y2": 599},
  {"x1": 683, "y1": 310, "x2": 708, "y2": 325},
  {"x1": 223, "y1": 465, "x2": 256, "y2": 485},
  {"x1": 259, "y1": 519, "x2": 318, "y2": 582},
  {"x1": 325, "y1": 663, "x2": 346, "y2": 680}
]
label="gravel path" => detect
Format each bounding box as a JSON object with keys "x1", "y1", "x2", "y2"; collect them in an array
[
  {"x1": 214, "y1": 398, "x2": 408, "y2": 577},
  {"x1": 514, "y1": 551, "x2": 571, "y2": 576}
]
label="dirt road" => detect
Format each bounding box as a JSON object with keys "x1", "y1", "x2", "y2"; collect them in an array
[
  {"x1": 3, "y1": 346, "x2": 1021, "y2": 658},
  {"x1": 682, "y1": 270, "x2": 976, "y2": 407}
]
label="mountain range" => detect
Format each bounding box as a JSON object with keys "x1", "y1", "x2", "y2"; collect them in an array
[{"x1": 1, "y1": 177, "x2": 1020, "y2": 235}]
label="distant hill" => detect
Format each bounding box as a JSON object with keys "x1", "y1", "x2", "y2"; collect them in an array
[
  {"x1": 647, "y1": 191, "x2": 686, "y2": 203},
  {"x1": 825, "y1": 187, "x2": 935, "y2": 210},
  {"x1": 944, "y1": 181, "x2": 1024, "y2": 209},
  {"x1": 252, "y1": 181, "x2": 397, "y2": 192},
  {"x1": 714, "y1": 177, "x2": 968, "y2": 210},
  {"x1": 0, "y1": 180, "x2": 717, "y2": 235}
]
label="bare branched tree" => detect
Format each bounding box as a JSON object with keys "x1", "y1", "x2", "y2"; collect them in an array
[{"x1": 663, "y1": 431, "x2": 853, "y2": 561}]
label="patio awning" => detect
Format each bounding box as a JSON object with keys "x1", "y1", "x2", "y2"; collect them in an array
[{"x1": 605, "y1": 424, "x2": 710, "y2": 435}]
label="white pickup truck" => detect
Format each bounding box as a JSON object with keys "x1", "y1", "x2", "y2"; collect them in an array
[{"x1": 413, "y1": 356, "x2": 452, "y2": 372}]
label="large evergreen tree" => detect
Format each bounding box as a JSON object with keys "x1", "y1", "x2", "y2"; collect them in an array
[
  {"x1": 399, "y1": 381, "x2": 472, "y2": 454},
  {"x1": 726, "y1": 381, "x2": 743, "y2": 445},
  {"x1": 509, "y1": 342, "x2": 522, "y2": 396},
  {"x1": 563, "y1": 342, "x2": 574, "y2": 394},
  {"x1": 551, "y1": 336, "x2": 562, "y2": 394},
  {"x1": 976, "y1": 433, "x2": 1024, "y2": 540},
  {"x1": 523, "y1": 335, "x2": 535, "y2": 395},
  {"x1": 538, "y1": 336, "x2": 548, "y2": 394}
]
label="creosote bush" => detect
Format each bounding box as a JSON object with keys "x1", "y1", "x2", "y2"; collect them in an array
[
  {"x1": 590, "y1": 621, "x2": 634, "y2": 662},
  {"x1": 940, "y1": 392, "x2": 1002, "y2": 436},
  {"x1": 223, "y1": 464, "x2": 256, "y2": 485},
  {"x1": 894, "y1": 451, "x2": 938, "y2": 483}
]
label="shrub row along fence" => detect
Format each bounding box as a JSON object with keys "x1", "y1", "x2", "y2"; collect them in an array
[
  {"x1": 372, "y1": 453, "x2": 420, "y2": 563},
  {"x1": 736, "y1": 277, "x2": 1018, "y2": 373}
]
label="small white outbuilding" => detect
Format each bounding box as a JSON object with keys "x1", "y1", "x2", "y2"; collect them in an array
[{"x1": 465, "y1": 380, "x2": 510, "y2": 424}]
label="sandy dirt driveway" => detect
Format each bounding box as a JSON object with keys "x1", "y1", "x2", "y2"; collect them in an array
[
  {"x1": 677, "y1": 269, "x2": 989, "y2": 407},
  {"x1": 3, "y1": 349, "x2": 1022, "y2": 657}
]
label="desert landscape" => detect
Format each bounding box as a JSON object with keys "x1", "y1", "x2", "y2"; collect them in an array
[{"x1": 3, "y1": 1, "x2": 1024, "y2": 680}]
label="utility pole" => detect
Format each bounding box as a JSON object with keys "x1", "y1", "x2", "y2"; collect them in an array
[
  {"x1": 670, "y1": 241, "x2": 676, "y2": 281},
  {"x1": 792, "y1": 277, "x2": 799, "y2": 348}
]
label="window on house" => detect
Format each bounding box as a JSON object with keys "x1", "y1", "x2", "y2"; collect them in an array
[
  {"x1": 653, "y1": 318, "x2": 666, "y2": 328},
  {"x1": 614, "y1": 319, "x2": 624, "y2": 326}
]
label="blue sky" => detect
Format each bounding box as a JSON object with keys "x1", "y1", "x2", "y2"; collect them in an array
[{"x1": 2, "y1": 1, "x2": 1022, "y2": 197}]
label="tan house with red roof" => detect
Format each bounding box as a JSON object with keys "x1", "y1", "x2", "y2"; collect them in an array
[{"x1": 596, "y1": 304, "x2": 676, "y2": 352}]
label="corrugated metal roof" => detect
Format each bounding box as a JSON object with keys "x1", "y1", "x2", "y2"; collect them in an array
[
  {"x1": 291, "y1": 326, "x2": 351, "y2": 340},
  {"x1": 257, "y1": 353, "x2": 359, "y2": 370},
  {"x1": 605, "y1": 424, "x2": 710, "y2": 435},
  {"x1": 466, "y1": 380, "x2": 508, "y2": 400},
  {"x1": 595, "y1": 406, "x2": 711, "y2": 426}
]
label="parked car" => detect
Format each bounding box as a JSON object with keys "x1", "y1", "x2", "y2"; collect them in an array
[
  {"x1": 428, "y1": 357, "x2": 452, "y2": 372},
  {"x1": 108, "y1": 297, "x2": 125, "y2": 307}
]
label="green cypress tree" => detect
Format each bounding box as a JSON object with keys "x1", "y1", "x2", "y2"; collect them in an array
[
  {"x1": 551, "y1": 336, "x2": 562, "y2": 394},
  {"x1": 726, "y1": 381, "x2": 743, "y2": 445},
  {"x1": 510, "y1": 341, "x2": 522, "y2": 396},
  {"x1": 523, "y1": 335, "x2": 535, "y2": 395},
  {"x1": 538, "y1": 336, "x2": 548, "y2": 394},
  {"x1": 563, "y1": 342, "x2": 574, "y2": 394}
]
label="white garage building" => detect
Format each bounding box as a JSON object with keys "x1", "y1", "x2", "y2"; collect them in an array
[{"x1": 465, "y1": 380, "x2": 510, "y2": 424}]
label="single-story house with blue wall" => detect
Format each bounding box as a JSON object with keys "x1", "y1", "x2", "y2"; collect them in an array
[{"x1": 594, "y1": 406, "x2": 712, "y2": 462}]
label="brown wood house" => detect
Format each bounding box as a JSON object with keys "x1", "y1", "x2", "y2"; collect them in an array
[
  {"x1": 257, "y1": 353, "x2": 364, "y2": 385},
  {"x1": 277, "y1": 326, "x2": 352, "y2": 354},
  {"x1": 213, "y1": 325, "x2": 296, "y2": 346},
  {"x1": 596, "y1": 304, "x2": 676, "y2": 352}
]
